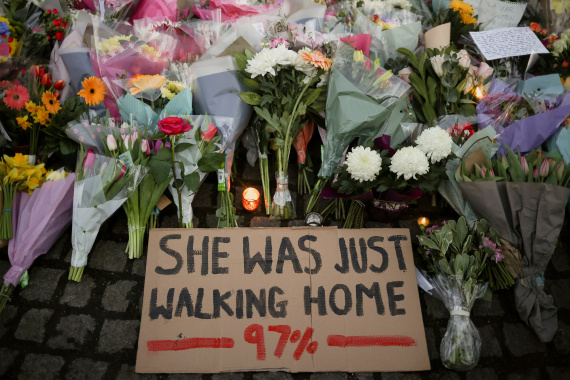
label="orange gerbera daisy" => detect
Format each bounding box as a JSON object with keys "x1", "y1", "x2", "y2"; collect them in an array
[
  {"x1": 127, "y1": 74, "x2": 167, "y2": 96},
  {"x1": 3, "y1": 84, "x2": 30, "y2": 111},
  {"x1": 78, "y1": 76, "x2": 106, "y2": 106},
  {"x1": 299, "y1": 50, "x2": 332, "y2": 71},
  {"x1": 41, "y1": 91, "x2": 62, "y2": 114}
]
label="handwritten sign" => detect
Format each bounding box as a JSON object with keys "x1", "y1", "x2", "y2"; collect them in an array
[
  {"x1": 465, "y1": 0, "x2": 526, "y2": 30},
  {"x1": 470, "y1": 27, "x2": 550, "y2": 60},
  {"x1": 136, "y1": 227, "x2": 430, "y2": 373}
]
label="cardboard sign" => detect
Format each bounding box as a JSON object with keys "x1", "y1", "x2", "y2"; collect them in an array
[{"x1": 136, "y1": 228, "x2": 430, "y2": 373}]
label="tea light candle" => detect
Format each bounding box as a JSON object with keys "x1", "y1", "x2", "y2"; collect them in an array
[
  {"x1": 417, "y1": 217, "x2": 429, "y2": 227},
  {"x1": 242, "y1": 187, "x2": 260, "y2": 212}
]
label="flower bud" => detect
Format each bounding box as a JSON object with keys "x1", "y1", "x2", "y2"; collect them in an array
[
  {"x1": 141, "y1": 139, "x2": 149, "y2": 155},
  {"x1": 490, "y1": 169, "x2": 495, "y2": 177},
  {"x1": 117, "y1": 165, "x2": 127, "y2": 180},
  {"x1": 481, "y1": 166, "x2": 486, "y2": 178},
  {"x1": 539, "y1": 159, "x2": 549, "y2": 178},
  {"x1": 556, "y1": 162, "x2": 565, "y2": 181},
  {"x1": 521, "y1": 156, "x2": 529, "y2": 175},
  {"x1": 533, "y1": 168, "x2": 539, "y2": 179},
  {"x1": 548, "y1": 158, "x2": 557, "y2": 172},
  {"x1": 41, "y1": 73, "x2": 52, "y2": 88},
  {"x1": 106, "y1": 135, "x2": 117, "y2": 151},
  {"x1": 53, "y1": 91, "x2": 60, "y2": 99},
  {"x1": 83, "y1": 149, "x2": 96, "y2": 169},
  {"x1": 54, "y1": 80, "x2": 65, "y2": 90}
]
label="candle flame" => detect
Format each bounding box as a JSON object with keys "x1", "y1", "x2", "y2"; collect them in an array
[{"x1": 475, "y1": 86, "x2": 484, "y2": 99}]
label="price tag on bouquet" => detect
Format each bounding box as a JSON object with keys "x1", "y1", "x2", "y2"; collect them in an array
[{"x1": 136, "y1": 228, "x2": 430, "y2": 373}]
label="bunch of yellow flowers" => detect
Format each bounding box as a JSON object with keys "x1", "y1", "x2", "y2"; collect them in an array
[
  {"x1": 0, "y1": 153, "x2": 46, "y2": 194},
  {"x1": 449, "y1": 0, "x2": 477, "y2": 25}
]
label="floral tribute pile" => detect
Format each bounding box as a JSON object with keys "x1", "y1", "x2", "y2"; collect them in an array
[{"x1": 0, "y1": 0, "x2": 569, "y2": 373}]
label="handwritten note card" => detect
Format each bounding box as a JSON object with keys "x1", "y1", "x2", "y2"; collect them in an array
[
  {"x1": 464, "y1": 0, "x2": 526, "y2": 31},
  {"x1": 470, "y1": 27, "x2": 550, "y2": 61}
]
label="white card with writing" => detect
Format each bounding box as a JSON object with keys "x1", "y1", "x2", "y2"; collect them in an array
[
  {"x1": 470, "y1": 27, "x2": 550, "y2": 61},
  {"x1": 478, "y1": 0, "x2": 527, "y2": 30},
  {"x1": 464, "y1": 0, "x2": 526, "y2": 30}
]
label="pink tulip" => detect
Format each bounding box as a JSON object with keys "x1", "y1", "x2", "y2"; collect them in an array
[
  {"x1": 83, "y1": 149, "x2": 96, "y2": 169},
  {"x1": 521, "y1": 156, "x2": 529, "y2": 175},
  {"x1": 141, "y1": 139, "x2": 150, "y2": 156},
  {"x1": 117, "y1": 165, "x2": 127, "y2": 180},
  {"x1": 533, "y1": 168, "x2": 539, "y2": 179},
  {"x1": 201, "y1": 123, "x2": 217, "y2": 142}
]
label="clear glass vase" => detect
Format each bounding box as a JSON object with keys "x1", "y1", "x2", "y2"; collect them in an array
[{"x1": 271, "y1": 172, "x2": 295, "y2": 219}]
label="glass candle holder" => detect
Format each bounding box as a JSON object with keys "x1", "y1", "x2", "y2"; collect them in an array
[
  {"x1": 242, "y1": 187, "x2": 260, "y2": 212},
  {"x1": 417, "y1": 216, "x2": 430, "y2": 227}
]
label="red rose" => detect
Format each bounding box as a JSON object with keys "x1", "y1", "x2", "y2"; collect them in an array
[
  {"x1": 563, "y1": 61, "x2": 569, "y2": 68},
  {"x1": 56, "y1": 32, "x2": 63, "y2": 41},
  {"x1": 201, "y1": 122, "x2": 218, "y2": 142},
  {"x1": 53, "y1": 19, "x2": 61, "y2": 26},
  {"x1": 52, "y1": 9, "x2": 58, "y2": 14},
  {"x1": 158, "y1": 117, "x2": 192, "y2": 135}
]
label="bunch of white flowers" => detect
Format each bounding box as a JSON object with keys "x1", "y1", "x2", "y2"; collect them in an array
[
  {"x1": 389, "y1": 146, "x2": 430, "y2": 180},
  {"x1": 552, "y1": 29, "x2": 570, "y2": 57},
  {"x1": 359, "y1": 0, "x2": 412, "y2": 14},
  {"x1": 415, "y1": 127, "x2": 453, "y2": 163},
  {"x1": 345, "y1": 146, "x2": 383, "y2": 182},
  {"x1": 245, "y1": 44, "x2": 316, "y2": 78}
]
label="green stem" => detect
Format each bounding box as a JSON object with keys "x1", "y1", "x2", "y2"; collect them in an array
[
  {"x1": 68, "y1": 266, "x2": 84, "y2": 282},
  {"x1": 0, "y1": 283, "x2": 15, "y2": 315},
  {"x1": 170, "y1": 136, "x2": 184, "y2": 228}
]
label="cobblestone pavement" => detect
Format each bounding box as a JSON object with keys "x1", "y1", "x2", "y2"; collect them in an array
[{"x1": 0, "y1": 156, "x2": 569, "y2": 380}]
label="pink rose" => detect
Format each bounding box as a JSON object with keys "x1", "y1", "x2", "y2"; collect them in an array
[{"x1": 397, "y1": 67, "x2": 413, "y2": 84}]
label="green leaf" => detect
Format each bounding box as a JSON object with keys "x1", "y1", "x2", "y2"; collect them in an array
[
  {"x1": 239, "y1": 92, "x2": 262, "y2": 106},
  {"x1": 303, "y1": 88, "x2": 321, "y2": 107},
  {"x1": 233, "y1": 52, "x2": 248, "y2": 71},
  {"x1": 148, "y1": 159, "x2": 172, "y2": 184},
  {"x1": 426, "y1": 76, "x2": 437, "y2": 106},
  {"x1": 409, "y1": 73, "x2": 428, "y2": 101},
  {"x1": 447, "y1": 88, "x2": 459, "y2": 103},
  {"x1": 155, "y1": 146, "x2": 172, "y2": 161},
  {"x1": 240, "y1": 77, "x2": 261, "y2": 91},
  {"x1": 176, "y1": 143, "x2": 193, "y2": 152},
  {"x1": 198, "y1": 152, "x2": 226, "y2": 172},
  {"x1": 183, "y1": 172, "x2": 201, "y2": 193},
  {"x1": 396, "y1": 48, "x2": 420, "y2": 70},
  {"x1": 418, "y1": 236, "x2": 440, "y2": 251}
]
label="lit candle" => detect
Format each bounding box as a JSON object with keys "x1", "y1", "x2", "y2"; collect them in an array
[
  {"x1": 417, "y1": 217, "x2": 429, "y2": 227},
  {"x1": 242, "y1": 187, "x2": 260, "y2": 212},
  {"x1": 475, "y1": 86, "x2": 484, "y2": 99}
]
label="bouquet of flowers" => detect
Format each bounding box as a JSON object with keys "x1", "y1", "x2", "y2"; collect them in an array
[
  {"x1": 237, "y1": 45, "x2": 331, "y2": 218},
  {"x1": 69, "y1": 146, "x2": 147, "y2": 281},
  {"x1": 0, "y1": 154, "x2": 46, "y2": 240},
  {"x1": 158, "y1": 115, "x2": 227, "y2": 228},
  {"x1": 0, "y1": 13, "x2": 22, "y2": 68},
  {"x1": 430, "y1": 0, "x2": 478, "y2": 47},
  {"x1": 397, "y1": 45, "x2": 493, "y2": 126},
  {"x1": 328, "y1": 127, "x2": 453, "y2": 227},
  {"x1": 417, "y1": 216, "x2": 514, "y2": 371},
  {"x1": 0, "y1": 170, "x2": 74, "y2": 315},
  {"x1": 305, "y1": 42, "x2": 410, "y2": 214},
  {"x1": 193, "y1": 0, "x2": 283, "y2": 22},
  {"x1": 94, "y1": 0, "x2": 141, "y2": 25},
  {"x1": 457, "y1": 146, "x2": 570, "y2": 342},
  {"x1": 0, "y1": 65, "x2": 90, "y2": 160}
]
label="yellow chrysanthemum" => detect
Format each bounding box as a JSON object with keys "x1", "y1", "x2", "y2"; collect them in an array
[
  {"x1": 16, "y1": 115, "x2": 30, "y2": 131},
  {"x1": 41, "y1": 91, "x2": 62, "y2": 114},
  {"x1": 97, "y1": 35, "x2": 131, "y2": 54},
  {"x1": 450, "y1": 0, "x2": 474, "y2": 15},
  {"x1": 78, "y1": 76, "x2": 106, "y2": 106},
  {"x1": 127, "y1": 74, "x2": 167, "y2": 96},
  {"x1": 459, "y1": 11, "x2": 477, "y2": 25}
]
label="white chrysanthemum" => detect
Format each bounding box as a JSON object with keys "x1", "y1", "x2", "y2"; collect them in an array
[
  {"x1": 245, "y1": 44, "x2": 300, "y2": 78},
  {"x1": 345, "y1": 146, "x2": 383, "y2": 182},
  {"x1": 389, "y1": 146, "x2": 430, "y2": 180},
  {"x1": 415, "y1": 127, "x2": 453, "y2": 163}
]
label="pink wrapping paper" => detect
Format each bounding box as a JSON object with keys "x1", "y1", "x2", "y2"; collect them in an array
[
  {"x1": 193, "y1": 0, "x2": 283, "y2": 21},
  {"x1": 131, "y1": 0, "x2": 178, "y2": 22}
]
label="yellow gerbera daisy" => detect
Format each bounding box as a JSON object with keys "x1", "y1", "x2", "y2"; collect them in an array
[
  {"x1": 41, "y1": 91, "x2": 62, "y2": 114},
  {"x1": 78, "y1": 76, "x2": 106, "y2": 106},
  {"x1": 450, "y1": 0, "x2": 474, "y2": 15},
  {"x1": 459, "y1": 11, "x2": 477, "y2": 25}
]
